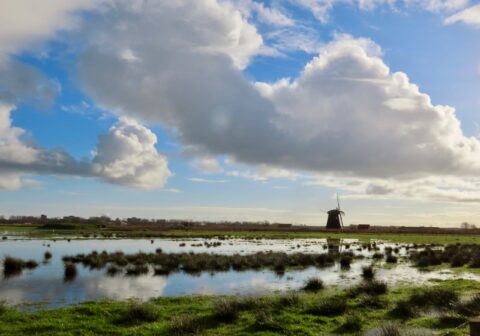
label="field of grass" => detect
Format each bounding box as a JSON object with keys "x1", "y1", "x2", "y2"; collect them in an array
[
  {"x1": 3, "y1": 224, "x2": 480, "y2": 244},
  {"x1": 1, "y1": 279, "x2": 478, "y2": 335},
  {"x1": 161, "y1": 229, "x2": 480, "y2": 244},
  {"x1": 0, "y1": 225, "x2": 38, "y2": 232}
]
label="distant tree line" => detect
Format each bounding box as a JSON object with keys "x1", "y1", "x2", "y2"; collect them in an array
[{"x1": 0, "y1": 215, "x2": 298, "y2": 229}]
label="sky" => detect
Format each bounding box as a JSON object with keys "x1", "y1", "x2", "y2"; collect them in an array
[{"x1": 1, "y1": 0, "x2": 480, "y2": 227}]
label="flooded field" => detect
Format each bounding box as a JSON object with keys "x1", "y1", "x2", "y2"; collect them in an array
[{"x1": 1, "y1": 236, "x2": 478, "y2": 309}]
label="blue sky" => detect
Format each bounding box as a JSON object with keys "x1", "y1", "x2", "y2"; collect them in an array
[{"x1": 1, "y1": 0, "x2": 480, "y2": 227}]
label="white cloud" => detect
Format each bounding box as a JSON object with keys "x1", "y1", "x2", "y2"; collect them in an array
[
  {"x1": 193, "y1": 157, "x2": 224, "y2": 173},
  {"x1": 92, "y1": 118, "x2": 172, "y2": 189},
  {"x1": 291, "y1": 0, "x2": 468, "y2": 23},
  {"x1": 188, "y1": 177, "x2": 228, "y2": 183},
  {"x1": 76, "y1": 3, "x2": 480, "y2": 184},
  {"x1": 261, "y1": 35, "x2": 480, "y2": 178},
  {"x1": 445, "y1": 3, "x2": 480, "y2": 27},
  {"x1": 306, "y1": 175, "x2": 480, "y2": 203},
  {"x1": 0, "y1": 103, "x2": 93, "y2": 190},
  {"x1": 2, "y1": 0, "x2": 478, "y2": 203},
  {"x1": 408, "y1": 0, "x2": 469, "y2": 12},
  {"x1": 234, "y1": 0, "x2": 295, "y2": 27},
  {"x1": 0, "y1": 60, "x2": 59, "y2": 107},
  {"x1": 0, "y1": 104, "x2": 171, "y2": 190},
  {"x1": 0, "y1": 173, "x2": 40, "y2": 191},
  {"x1": 0, "y1": 103, "x2": 38, "y2": 165},
  {"x1": 227, "y1": 164, "x2": 299, "y2": 181},
  {"x1": 0, "y1": 0, "x2": 101, "y2": 60}
]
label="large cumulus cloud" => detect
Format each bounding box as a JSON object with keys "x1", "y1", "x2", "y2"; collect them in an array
[
  {"x1": 76, "y1": 1, "x2": 480, "y2": 182},
  {"x1": 258, "y1": 36, "x2": 480, "y2": 178}
]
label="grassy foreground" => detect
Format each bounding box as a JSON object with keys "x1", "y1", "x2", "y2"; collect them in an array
[{"x1": 1, "y1": 279, "x2": 479, "y2": 335}]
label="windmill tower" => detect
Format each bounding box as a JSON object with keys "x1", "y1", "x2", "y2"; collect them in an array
[{"x1": 326, "y1": 194, "x2": 345, "y2": 229}]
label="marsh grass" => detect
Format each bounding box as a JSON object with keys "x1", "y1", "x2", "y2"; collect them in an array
[
  {"x1": 106, "y1": 265, "x2": 121, "y2": 276},
  {"x1": 64, "y1": 263, "x2": 77, "y2": 282},
  {"x1": 302, "y1": 277, "x2": 324, "y2": 292},
  {"x1": 338, "y1": 313, "x2": 363, "y2": 333},
  {"x1": 44, "y1": 251, "x2": 52, "y2": 261},
  {"x1": 3, "y1": 257, "x2": 25, "y2": 277},
  {"x1": 340, "y1": 255, "x2": 352, "y2": 269},
  {"x1": 126, "y1": 264, "x2": 149, "y2": 276},
  {"x1": 390, "y1": 300, "x2": 417, "y2": 319},
  {"x1": 62, "y1": 250, "x2": 341, "y2": 274},
  {"x1": 118, "y1": 302, "x2": 158, "y2": 324},
  {"x1": 252, "y1": 308, "x2": 284, "y2": 332},
  {"x1": 378, "y1": 323, "x2": 402, "y2": 336},
  {"x1": 357, "y1": 294, "x2": 385, "y2": 309},
  {"x1": 349, "y1": 280, "x2": 388, "y2": 297},
  {"x1": 213, "y1": 298, "x2": 239, "y2": 322},
  {"x1": 306, "y1": 295, "x2": 347, "y2": 316},
  {"x1": 276, "y1": 291, "x2": 301, "y2": 307},
  {"x1": 455, "y1": 294, "x2": 480, "y2": 316},
  {"x1": 24, "y1": 260, "x2": 38, "y2": 269},
  {"x1": 362, "y1": 265, "x2": 375, "y2": 280},
  {"x1": 386, "y1": 254, "x2": 398, "y2": 263},
  {"x1": 408, "y1": 288, "x2": 458, "y2": 310},
  {"x1": 169, "y1": 315, "x2": 200, "y2": 335}
]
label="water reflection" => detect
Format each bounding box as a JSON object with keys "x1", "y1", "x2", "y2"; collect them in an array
[{"x1": 0, "y1": 237, "x2": 477, "y2": 309}]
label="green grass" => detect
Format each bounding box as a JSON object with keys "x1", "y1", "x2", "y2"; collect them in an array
[
  {"x1": 152, "y1": 230, "x2": 480, "y2": 244},
  {"x1": 3, "y1": 225, "x2": 480, "y2": 244},
  {"x1": 1, "y1": 280, "x2": 479, "y2": 335},
  {"x1": 0, "y1": 225, "x2": 39, "y2": 232}
]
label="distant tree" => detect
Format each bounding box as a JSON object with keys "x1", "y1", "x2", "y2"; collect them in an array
[{"x1": 461, "y1": 222, "x2": 477, "y2": 229}]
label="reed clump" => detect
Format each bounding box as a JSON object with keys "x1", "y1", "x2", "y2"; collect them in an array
[
  {"x1": 302, "y1": 277, "x2": 324, "y2": 292},
  {"x1": 3, "y1": 256, "x2": 38, "y2": 277}
]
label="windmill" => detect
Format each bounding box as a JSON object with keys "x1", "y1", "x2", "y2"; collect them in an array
[{"x1": 326, "y1": 193, "x2": 345, "y2": 229}]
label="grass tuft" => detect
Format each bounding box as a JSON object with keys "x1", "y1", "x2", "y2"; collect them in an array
[
  {"x1": 361, "y1": 265, "x2": 375, "y2": 280},
  {"x1": 119, "y1": 302, "x2": 158, "y2": 324},
  {"x1": 339, "y1": 313, "x2": 362, "y2": 332},
  {"x1": 306, "y1": 295, "x2": 347, "y2": 316},
  {"x1": 302, "y1": 277, "x2": 324, "y2": 292},
  {"x1": 169, "y1": 315, "x2": 199, "y2": 335},
  {"x1": 213, "y1": 298, "x2": 239, "y2": 323}
]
